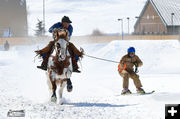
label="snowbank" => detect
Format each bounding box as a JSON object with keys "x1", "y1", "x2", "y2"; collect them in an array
[
  {"x1": 81, "y1": 40, "x2": 180, "y2": 74},
  {"x1": 0, "y1": 40, "x2": 180, "y2": 119}
]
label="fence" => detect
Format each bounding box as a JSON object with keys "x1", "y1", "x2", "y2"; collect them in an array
[{"x1": 0, "y1": 35, "x2": 179, "y2": 46}]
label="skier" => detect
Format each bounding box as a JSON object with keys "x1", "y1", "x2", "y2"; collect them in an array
[
  {"x1": 35, "y1": 16, "x2": 83, "y2": 92},
  {"x1": 118, "y1": 47, "x2": 145, "y2": 95}
]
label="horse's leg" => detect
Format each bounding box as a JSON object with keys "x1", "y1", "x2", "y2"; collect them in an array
[
  {"x1": 46, "y1": 71, "x2": 53, "y2": 98},
  {"x1": 51, "y1": 80, "x2": 57, "y2": 102},
  {"x1": 58, "y1": 80, "x2": 67, "y2": 105},
  {"x1": 49, "y1": 70, "x2": 57, "y2": 102}
]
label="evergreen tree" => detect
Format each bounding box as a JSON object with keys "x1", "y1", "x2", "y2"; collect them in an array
[{"x1": 35, "y1": 19, "x2": 45, "y2": 36}]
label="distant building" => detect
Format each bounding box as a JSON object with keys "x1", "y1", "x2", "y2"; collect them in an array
[
  {"x1": 0, "y1": 0, "x2": 28, "y2": 37},
  {"x1": 134, "y1": 0, "x2": 180, "y2": 35}
]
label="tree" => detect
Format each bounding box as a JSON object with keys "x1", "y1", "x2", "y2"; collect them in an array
[
  {"x1": 34, "y1": 19, "x2": 45, "y2": 36},
  {"x1": 91, "y1": 29, "x2": 104, "y2": 36}
]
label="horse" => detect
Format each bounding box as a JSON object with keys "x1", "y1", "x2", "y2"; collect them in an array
[{"x1": 46, "y1": 28, "x2": 72, "y2": 104}]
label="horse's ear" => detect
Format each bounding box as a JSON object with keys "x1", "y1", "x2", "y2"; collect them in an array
[
  {"x1": 53, "y1": 30, "x2": 58, "y2": 40},
  {"x1": 65, "y1": 30, "x2": 69, "y2": 41},
  {"x1": 65, "y1": 34, "x2": 68, "y2": 41},
  {"x1": 53, "y1": 29, "x2": 56, "y2": 38}
]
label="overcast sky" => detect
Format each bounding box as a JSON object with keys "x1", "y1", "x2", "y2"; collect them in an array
[{"x1": 26, "y1": 0, "x2": 146, "y2": 36}]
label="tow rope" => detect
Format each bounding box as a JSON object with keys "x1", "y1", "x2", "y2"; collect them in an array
[
  {"x1": 84, "y1": 54, "x2": 128, "y2": 72},
  {"x1": 84, "y1": 54, "x2": 120, "y2": 64}
]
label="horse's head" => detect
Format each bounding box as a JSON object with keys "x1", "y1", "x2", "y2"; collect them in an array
[
  {"x1": 55, "y1": 38, "x2": 69, "y2": 60},
  {"x1": 53, "y1": 28, "x2": 69, "y2": 61},
  {"x1": 53, "y1": 28, "x2": 69, "y2": 41}
]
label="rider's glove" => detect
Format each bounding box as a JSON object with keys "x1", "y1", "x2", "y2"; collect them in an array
[
  {"x1": 35, "y1": 50, "x2": 41, "y2": 55},
  {"x1": 80, "y1": 47, "x2": 84, "y2": 58}
]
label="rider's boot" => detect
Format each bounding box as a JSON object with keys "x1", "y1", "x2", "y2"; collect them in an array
[
  {"x1": 37, "y1": 57, "x2": 48, "y2": 71},
  {"x1": 67, "y1": 78, "x2": 73, "y2": 92},
  {"x1": 72, "y1": 56, "x2": 81, "y2": 73}
]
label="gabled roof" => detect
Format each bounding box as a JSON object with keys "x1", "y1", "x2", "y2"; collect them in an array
[
  {"x1": 134, "y1": 0, "x2": 180, "y2": 29},
  {"x1": 151, "y1": 0, "x2": 180, "y2": 26}
]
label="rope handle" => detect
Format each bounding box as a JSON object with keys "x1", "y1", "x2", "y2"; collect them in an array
[{"x1": 118, "y1": 63, "x2": 127, "y2": 72}]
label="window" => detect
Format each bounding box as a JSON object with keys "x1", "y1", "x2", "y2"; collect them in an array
[
  {"x1": 147, "y1": 15, "x2": 150, "y2": 20},
  {"x1": 152, "y1": 15, "x2": 155, "y2": 20}
]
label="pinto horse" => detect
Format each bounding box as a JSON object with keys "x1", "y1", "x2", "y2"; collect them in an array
[{"x1": 46, "y1": 28, "x2": 72, "y2": 104}]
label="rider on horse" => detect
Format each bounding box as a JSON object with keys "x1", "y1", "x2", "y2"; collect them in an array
[{"x1": 35, "y1": 16, "x2": 83, "y2": 92}]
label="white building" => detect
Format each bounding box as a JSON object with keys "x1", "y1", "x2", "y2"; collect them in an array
[{"x1": 0, "y1": 0, "x2": 28, "y2": 37}]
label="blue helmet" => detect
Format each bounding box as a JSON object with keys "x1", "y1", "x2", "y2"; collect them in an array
[{"x1": 128, "y1": 47, "x2": 135, "y2": 53}]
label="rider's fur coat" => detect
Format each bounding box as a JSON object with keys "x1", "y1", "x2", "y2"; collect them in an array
[{"x1": 38, "y1": 41, "x2": 83, "y2": 62}]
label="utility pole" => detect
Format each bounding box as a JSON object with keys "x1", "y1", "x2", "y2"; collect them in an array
[
  {"x1": 118, "y1": 18, "x2": 124, "y2": 40},
  {"x1": 8, "y1": 27, "x2": 11, "y2": 37},
  {"x1": 43, "y1": 0, "x2": 45, "y2": 35},
  {"x1": 127, "y1": 17, "x2": 130, "y2": 35},
  {"x1": 171, "y1": 13, "x2": 174, "y2": 34}
]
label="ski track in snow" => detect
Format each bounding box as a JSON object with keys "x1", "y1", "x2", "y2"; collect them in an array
[{"x1": 0, "y1": 40, "x2": 180, "y2": 119}]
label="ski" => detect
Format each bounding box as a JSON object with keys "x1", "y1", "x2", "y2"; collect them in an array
[
  {"x1": 118, "y1": 90, "x2": 155, "y2": 96},
  {"x1": 130, "y1": 90, "x2": 155, "y2": 95},
  {"x1": 134, "y1": 90, "x2": 155, "y2": 95}
]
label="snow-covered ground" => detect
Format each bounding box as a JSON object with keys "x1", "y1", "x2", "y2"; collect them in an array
[{"x1": 0, "y1": 40, "x2": 180, "y2": 119}]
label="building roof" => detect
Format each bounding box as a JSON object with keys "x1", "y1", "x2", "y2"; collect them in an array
[
  {"x1": 135, "y1": 0, "x2": 180, "y2": 28},
  {"x1": 151, "y1": 0, "x2": 180, "y2": 26}
]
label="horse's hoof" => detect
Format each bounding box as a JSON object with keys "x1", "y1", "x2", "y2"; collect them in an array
[
  {"x1": 58, "y1": 100, "x2": 63, "y2": 105},
  {"x1": 67, "y1": 85, "x2": 73, "y2": 92},
  {"x1": 51, "y1": 97, "x2": 57, "y2": 102}
]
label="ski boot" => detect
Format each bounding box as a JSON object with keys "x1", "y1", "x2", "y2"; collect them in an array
[
  {"x1": 121, "y1": 88, "x2": 132, "y2": 95},
  {"x1": 136, "y1": 87, "x2": 145, "y2": 94}
]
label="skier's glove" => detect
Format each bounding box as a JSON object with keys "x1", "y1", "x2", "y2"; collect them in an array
[{"x1": 134, "y1": 62, "x2": 138, "y2": 67}]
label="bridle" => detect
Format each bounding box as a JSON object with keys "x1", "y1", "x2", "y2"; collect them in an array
[
  {"x1": 52, "y1": 28, "x2": 70, "y2": 61},
  {"x1": 54, "y1": 38, "x2": 69, "y2": 61}
]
